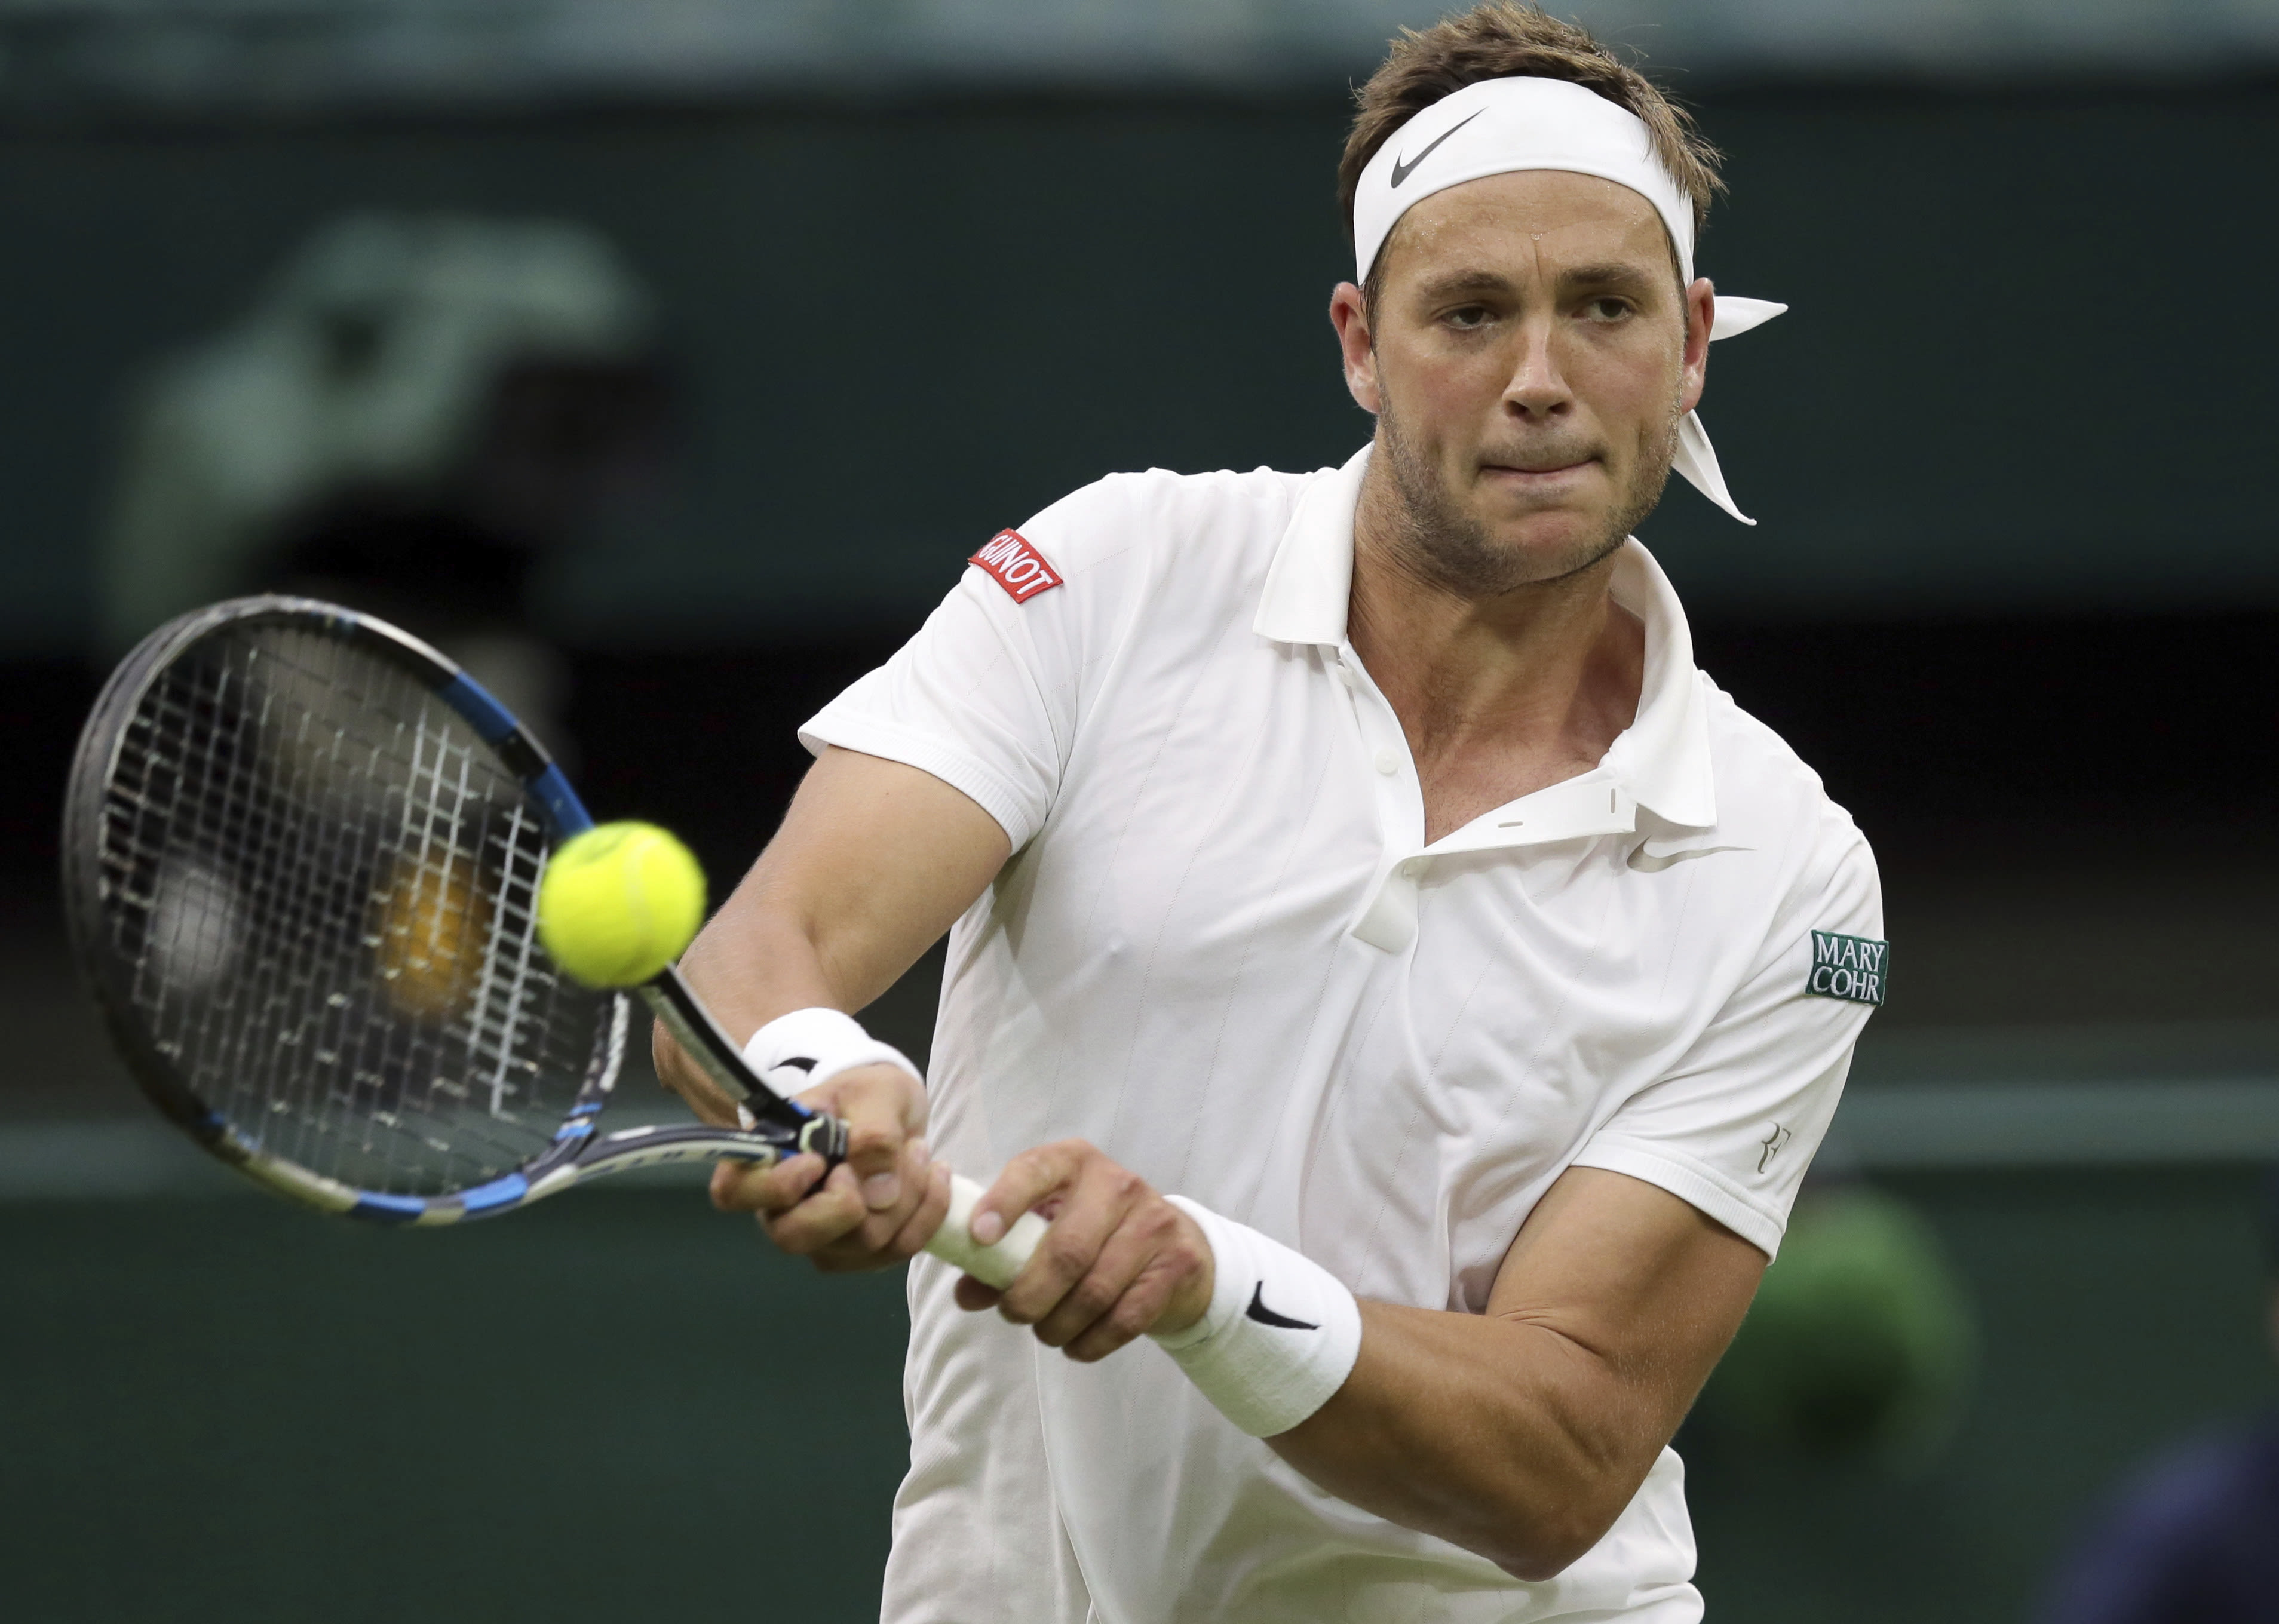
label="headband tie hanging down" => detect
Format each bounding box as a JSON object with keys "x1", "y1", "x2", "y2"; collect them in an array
[{"x1": 1353, "y1": 77, "x2": 1784, "y2": 525}]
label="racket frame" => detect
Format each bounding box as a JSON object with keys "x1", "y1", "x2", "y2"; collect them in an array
[{"x1": 63, "y1": 595, "x2": 846, "y2": 1226}]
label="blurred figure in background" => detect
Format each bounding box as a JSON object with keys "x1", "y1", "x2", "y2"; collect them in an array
[
  {"x1": 2038, "y1": 1170, "x2": 2279, "y2": 1624},
  {"x1": 100, "y1": 212, "x2": 672, "y2": 753}
]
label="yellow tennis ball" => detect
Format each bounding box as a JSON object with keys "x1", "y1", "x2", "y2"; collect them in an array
[{"x1": 536, "y1": 821, "x2": 707, "y2": 988}]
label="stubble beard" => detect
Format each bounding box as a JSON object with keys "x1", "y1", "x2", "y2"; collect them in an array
[{"x1": 1374, "y1": 394, "x2": 1680, "y2": 601}]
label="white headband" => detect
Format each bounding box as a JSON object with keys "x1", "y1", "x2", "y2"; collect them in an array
[{"x1": 1353, "y1": 76, "x2": 1785, "y2": 525}]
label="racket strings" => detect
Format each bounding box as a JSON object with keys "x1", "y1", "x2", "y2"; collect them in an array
[{"x1": 96, "y1": 624, "x2": 614, "y2": 1195}]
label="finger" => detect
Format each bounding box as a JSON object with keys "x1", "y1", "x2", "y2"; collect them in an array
[
  {"x1": 882, "y1": 1155, "x2": 953, "y2": 1261},
  {"x1": 1061, "y1": 1282, "x2": 1176, "y2": 1362},
  {"x1": 832, "y1": 1137, "x2": 940, "y2": 1259},
  {"x1": 809, "y1": 1144, "x2": 947, "y2": 1276},
  {"x1": 970, "y1": 1138, "x2": 1093, "y2": 1248},
  {"x1": 953, "y1": 1275, "x2": 1004, "y2": 1313},
  {"x1": 763, "y1": 1162, "x2": 870, "y2": 1255},
  {"x1": 998, "y1": 1158, "x2": 1148, "y2": 1327},
  {"x1": 1029, "y1": 1207, "x2": 1165, "y2": 1350},
  {"x1": 1062, "y1": 1237, "x2": 1200, "y2": 1363},
  {"x1": 710, "y1": 1152, "x2": 824, "y2": 1214}
]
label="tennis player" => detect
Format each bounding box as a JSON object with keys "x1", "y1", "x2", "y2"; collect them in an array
[{"x1": 657, "y1": 6, "x2": 1885, "y2": 1619}]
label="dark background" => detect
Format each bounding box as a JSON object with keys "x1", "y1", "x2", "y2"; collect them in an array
[{"x1": 2, "y1": 41, "x2": 2275, "y2": 1624}]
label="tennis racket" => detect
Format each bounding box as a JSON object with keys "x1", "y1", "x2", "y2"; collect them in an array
[{"x1": 61, "y1": 595, "x2": 1044, "y2": 1287}]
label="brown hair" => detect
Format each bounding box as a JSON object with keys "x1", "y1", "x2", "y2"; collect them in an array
[{"x1": 1339, "y1": 4, "x2": 1723, "y2": 293}]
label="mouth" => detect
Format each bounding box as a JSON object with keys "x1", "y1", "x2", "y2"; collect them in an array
[{"x1": 1480, "y1": 456, "x2": 1599, "y2": 489}]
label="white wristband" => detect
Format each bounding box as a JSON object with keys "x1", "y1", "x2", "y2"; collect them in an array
[
  {"x1": 740, "y1": 1007, "x2": 922, "y2": 1099},
  {"x1": 1149, "y1": 1196, "x2": 1363, "y2": 1438}
]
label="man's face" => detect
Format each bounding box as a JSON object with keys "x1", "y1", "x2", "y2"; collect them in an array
[{"x1": 1334, "y1": 169, "x2": 1711, "y2": 596}]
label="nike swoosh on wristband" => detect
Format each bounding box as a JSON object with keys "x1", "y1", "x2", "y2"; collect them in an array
[
  {"x1": 1625, "y1": 843, "x2": 1752, "y2": 873},
  {"x1": 1390, "y1": 111, "x2": 1482, "y2": 188},
  {"x1": 1246, "y1": 1283, "x2": 1319, "y2": 1331}
]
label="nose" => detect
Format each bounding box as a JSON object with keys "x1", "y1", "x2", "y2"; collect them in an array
[{"x1": 1501, "y1": 314, "x2": 1572, "y2": 421}]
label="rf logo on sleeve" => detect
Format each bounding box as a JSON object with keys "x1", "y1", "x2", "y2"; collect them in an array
[{"x1": 1807, "y1": 931, "x2": 1889, "y2": 1006}]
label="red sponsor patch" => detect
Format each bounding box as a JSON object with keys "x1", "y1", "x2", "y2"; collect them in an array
[{"x1": 969, "y1": 529, "x2": 1063, "y2": 603}]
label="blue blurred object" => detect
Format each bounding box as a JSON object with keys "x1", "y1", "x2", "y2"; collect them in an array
[
  {"x1": 2038, "y1": 1417, "x2": 2279, "y2": 1624},
  {"x1": 2035, "y1": 1168, "x2": 2279, "y2": 1624}
]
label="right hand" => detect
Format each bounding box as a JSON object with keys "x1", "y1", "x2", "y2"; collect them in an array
[
  {"x1": 707, "y1": 1060, "x2": 954, "y2": 1273},
  {"x1": 953, "y1": 1138, "x2": 1215, "y2": 1362}
]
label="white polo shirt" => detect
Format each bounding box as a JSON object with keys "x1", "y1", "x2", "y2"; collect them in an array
[{"x1": 800, "y1": 445, "x2": 1884, "y2": 1624}]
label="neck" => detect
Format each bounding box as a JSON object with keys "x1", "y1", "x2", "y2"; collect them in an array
[{"x1": 1347, "y1": 456, "x2": 1646, "y2": 838}]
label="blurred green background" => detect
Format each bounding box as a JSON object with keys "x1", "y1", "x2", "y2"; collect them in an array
[
  {"x1": 2, "y1": 1166, "x2": 2270, "y2": 1624},
  {"x1": 3, "y1": 4, "x2": 2275, "y2": 1620},
  {"x1": 2, "y1": 87, "x2": 2275, "y2": 652}
]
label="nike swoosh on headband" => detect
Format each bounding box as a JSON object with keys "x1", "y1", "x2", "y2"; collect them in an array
[
  {"x1": 1390, "y1": 110, "x2": 1482, "y2": 188},
  {"x1": 1626, "y1": 843, "x2": 1752, "y2": 873}
]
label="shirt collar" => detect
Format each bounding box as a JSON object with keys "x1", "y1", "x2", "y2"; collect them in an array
[
  {"x1": 1255, "y1": 442, "x2": 1717, "y2": 831},
  {"x1": 1254, "y1": 444, "x2": 1368, "y2": 647},
  {"x1": 1602, "y1": 541, "x2": 1716, "y2": 830}
]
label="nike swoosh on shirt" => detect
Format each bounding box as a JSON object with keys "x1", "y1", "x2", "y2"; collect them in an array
[
  {"x1": 1390, "y1": 111, "x2": 1481, "y2": 188},
  {"x1": 1625, "y1": 843, "x2": 1752, "y2": 873},
  {"x1": 1246, "y1": 1283, "x2": 1319, "y2": 1331}
]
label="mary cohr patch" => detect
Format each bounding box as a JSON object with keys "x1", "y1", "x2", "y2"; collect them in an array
[{"x1": 1807, "y1": 931, "x2": 1888, "y2": 1006}]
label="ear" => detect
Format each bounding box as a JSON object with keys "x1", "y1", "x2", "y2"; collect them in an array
[
  {"x1": 1680, "y1": 277, "x2": 1713, "y2": 415},
  {"x1": 1329, "y1": 282, "x2": 1382, "y2": 415}
]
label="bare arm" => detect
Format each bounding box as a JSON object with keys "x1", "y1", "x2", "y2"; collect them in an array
[
  {"x1": 1265, "y1": 1166, "x2": 1765, "y2": 1580},
  {"x1": 956, "y1": 1155, "x2": 1760, "y2": 1577},
  {"x1": 655, "y1": 745, "x2": 1010, "y2": 1263},
  {"x1": 655, "y1": 744, "x2": 1009, "y2": 1116}
]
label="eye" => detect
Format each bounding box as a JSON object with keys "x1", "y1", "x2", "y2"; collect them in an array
[
  {"x1": 1443, "y1": 304, "x2": 1493, "y2": 330},
  {"x1": 1583, "y1": 297, "x2": 1633, "y2": 322}
]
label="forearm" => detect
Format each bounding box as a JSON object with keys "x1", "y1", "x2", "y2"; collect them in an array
[
  {"x1": 1266, "y1": 1302, "x2": 1680, "y2": 1580},
  {"x1": 649, "y1": 747, "x2": 1010, "y2": 1118},
  {"x1": 651, "y1": 908, "x2": 815, "y2": 1122},
  {"x1": 679, "y1": 875, "x2": 879, "y2": 1033},
  {"x1": 652, "y1": 870, "x2": 922, "y2": 1119}
]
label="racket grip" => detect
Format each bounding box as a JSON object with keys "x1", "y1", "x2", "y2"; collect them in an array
[{"x1": 927, "y1": 1172, "x2": 1047, "y2": 1290}]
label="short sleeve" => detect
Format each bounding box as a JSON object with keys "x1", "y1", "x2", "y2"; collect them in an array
[
  {"x1": 796, "y1": 481, "x2": 1134, "y2": 851},
  {"x1": 798, "y1": 574, "x2": 1069, "y2": 848},
  {"x1": 1569, "y1": 833, "x2": 1884, "y2": 1258}
]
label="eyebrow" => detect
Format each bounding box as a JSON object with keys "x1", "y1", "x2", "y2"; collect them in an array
[
  {"x1": 1412, "y1": 260, "x2": 1665, "y2": 306},
  {"x1": 1412, "y1": 268, "x2": 1516, "y2": 303},
  {"x1": 1554, "y1": 262, "x2": 1661, "y2": 298}
]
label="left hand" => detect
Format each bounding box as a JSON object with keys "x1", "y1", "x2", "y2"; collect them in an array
[
  {"x1": 707, "y1": 1061, "x2": 949, "y2": 1274},
  {"x1": 958, "y1": 1138, "x2": 1215, "y2": 1362}
]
